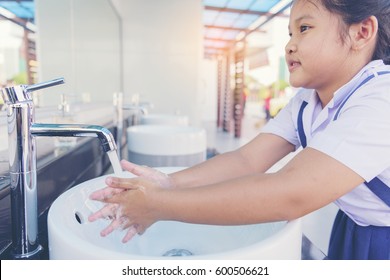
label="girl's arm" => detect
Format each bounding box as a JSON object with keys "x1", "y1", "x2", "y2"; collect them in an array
[
  {"x1": 92, "y1": 146, "x2": 364, "y2": 239},
  {"x1": 170, "y1": 133, "x2": 295, "y2": 188},
  {"x1": 155, "y1": 147, "x2": 364, "y2": 225},
  {"x1": 119, "y1": 133, "x2": 295, "y2": 189}
]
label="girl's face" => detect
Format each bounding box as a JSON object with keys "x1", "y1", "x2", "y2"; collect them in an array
[{"x1": 285, "y1": 0, "x2": 354, "y2": 100}]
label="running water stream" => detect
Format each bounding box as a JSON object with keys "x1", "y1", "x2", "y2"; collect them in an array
[
  {"x1": 85, "y1": 150, "x2": 124, "y2": 216},
  {"x1": 107, "y1": 150, "x2": 123, "y2": 175}
]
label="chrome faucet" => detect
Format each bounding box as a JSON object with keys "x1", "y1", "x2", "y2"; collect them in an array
[
  {"x1": 0, "y1": 78, "x2": 117, "y2": 259},
  {"x1": 113, "y1": 92, "x2": 150, "y2": 157},
  {"x1": 57, "y1": 93, "x2": 74, "y2": 117}
]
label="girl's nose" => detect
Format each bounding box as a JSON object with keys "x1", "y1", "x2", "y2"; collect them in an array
[{"x1": 285, "y1": 39, "x2": 297, "y2": 55}]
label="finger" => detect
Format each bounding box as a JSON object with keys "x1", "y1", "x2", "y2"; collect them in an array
[
  {"x1": 122, "y1": 225, "x2": 139, "y2": 243},
  {"x1": 88, "y1": 203, "x2": 118, "y2": 222},
  {"x1": 121, "y1": 160, "x2": 173, "y2": 188},
  {"x1": 89, "y1": 186, "x2": 123, "y2": 201},
  {"x1": 100, "y1": 218, "x2": 124, "y2": 237},
  {"x1": 121, "y1": 160, "x2": 154, "y2": 177},
  {"x1": 105, "y1": 176, "x2": 143, "y2": 191},
  {"x1": 135, "y1": 224, "x2": 146, "y2": 235}
]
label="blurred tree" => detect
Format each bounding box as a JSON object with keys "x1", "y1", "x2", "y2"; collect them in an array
[{"x1": 12, "y1": 72, "x2": 28, "y2": 85}]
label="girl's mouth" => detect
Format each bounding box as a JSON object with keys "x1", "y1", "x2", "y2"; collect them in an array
[{"x1": 288, "y1": 60, "x2": 301, "y2": 72}]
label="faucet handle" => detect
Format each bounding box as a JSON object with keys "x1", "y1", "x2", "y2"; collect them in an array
[
  {"x1": 1, "y1": 77, "x2": 65, "y2": 104},
  {"x1": 26, "y1": 77, "x2": 65, "y2": 93}
]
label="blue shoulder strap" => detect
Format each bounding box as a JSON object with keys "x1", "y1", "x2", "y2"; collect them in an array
[
  {"x1": 297, "y1": 71, "x2": 390, "y2": 207},
  {"x1": 365, "y1": 177, "x2": 390, "y2": 207},
  {"x1": 334, "y1": 71, "x2": 390, "y2": 120},
  {"x1": 297, "y1": 101, "x2": 308, "y2": 148}
]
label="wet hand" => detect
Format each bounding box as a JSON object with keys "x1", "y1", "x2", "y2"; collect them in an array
[
  {"x1": 121, "y1": 160, "x2": 174, "y2": 188},
  {"x1": 88, "y1": 160, "x2": 173, "y2": 203},
  {"x1": 88, "y1": 176, "x2": 161, "y2": 242}
]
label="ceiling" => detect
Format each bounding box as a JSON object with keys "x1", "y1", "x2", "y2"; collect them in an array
[
  {"x1": 0, "y1": 0, "x2": 33, "y2": 19},
  {"x1": 203, "y1": 0, "x2": 291, "y2": 56},
  {"x1": 0, "y1": 0, "x2": 291, "y2": 56}
]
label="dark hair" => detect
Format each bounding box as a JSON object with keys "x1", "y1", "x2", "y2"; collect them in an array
[{"x1": 320, "y1": 0, "x2": 390, "y2": 64}]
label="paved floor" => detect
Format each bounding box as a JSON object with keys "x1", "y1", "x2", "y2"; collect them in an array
[
  {"x1": 203, "y1": 103, "x2": 266, "y2": 154},
  {"x1": 203, "y1": 103, "x2": 297, "y2": 172}
]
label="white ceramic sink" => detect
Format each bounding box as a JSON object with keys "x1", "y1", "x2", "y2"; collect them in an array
[
  {"x1": 126, "y1": 125, "x2": 207, "y2": 167},
  {"x1": 140, "y1": 114, "x2": 189, "y2": 126},
  {"x1": 48, "y1": 167, "x2": 302, "y2": 259}
]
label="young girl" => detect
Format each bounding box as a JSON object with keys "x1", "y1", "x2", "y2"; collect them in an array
[{"x1": 89, "y1": 0, "x2": 390, "y2": 260}]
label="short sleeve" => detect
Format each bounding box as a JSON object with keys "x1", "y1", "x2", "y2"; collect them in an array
[
  {"x1": 260, "y1": 96, "x2": 301, "y2": 149},
  {"x1": 308, "y1": 78, "x2": 390, "y2": 181}
]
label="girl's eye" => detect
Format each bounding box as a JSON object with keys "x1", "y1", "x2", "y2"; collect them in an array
[{"x1": 300, "y1": 25, "x2": 310, "y2": 33}]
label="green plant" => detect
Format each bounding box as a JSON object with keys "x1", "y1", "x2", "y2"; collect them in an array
[{"x1": 12, "y1": 72, "x2": 28, "y2": 85}]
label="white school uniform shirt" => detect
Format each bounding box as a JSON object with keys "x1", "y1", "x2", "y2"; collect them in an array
[{"x1": 261, "y1": 60, "x2": 390, "y2": 227}]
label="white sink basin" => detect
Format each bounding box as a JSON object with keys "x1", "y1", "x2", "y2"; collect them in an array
[
  {"x1": 48, "y1": 167, "x2": 302, "y2": 259},
  {"x1": 140, "y1": 114, "x2": 189, "y2": 126},
  {"x1": 126, "y1": 125, "x2": 207, "y2": 167}
]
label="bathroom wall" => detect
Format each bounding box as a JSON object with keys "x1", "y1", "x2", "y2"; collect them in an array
[
  {"x1": 36, "y1": 0, "x2": 205, "y2": 125},
  {"x1": 35, "y1": 0, "x2": 121, "y2": 106},
  {"x1": 112, "y1": 0, "x2": 204, "y2": 125}
]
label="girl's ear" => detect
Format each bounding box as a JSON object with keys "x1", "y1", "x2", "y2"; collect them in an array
[{"x1": 349, "y1": 16, "x2": 378, "y2": 51}]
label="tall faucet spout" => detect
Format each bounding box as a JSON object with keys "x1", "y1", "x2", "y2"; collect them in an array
[
  {"x1": 31, "y1": 123, "x2": 117, "y2": 152},
  {"x1": 1, "y1": 77, "x2": 118, "y2": 259}
]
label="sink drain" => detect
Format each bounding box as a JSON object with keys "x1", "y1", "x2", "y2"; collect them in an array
[
  {"x1": 162, "y1": 249, "x2": 193, "y2": 257},
  {"x1": 74, "y1": 211, "x2": 84, "y2": 224}
]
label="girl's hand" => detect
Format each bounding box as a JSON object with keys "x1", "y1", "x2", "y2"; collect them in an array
[
  {"x1": 88, "y1": 160, "x2": 173, "y2": 203},
  {"x1": 120, "y1": 160, "x2": 174, "y2": 189},
  {"x1": 88, "y1": 172, "x2": 163, "y2": 243}
]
